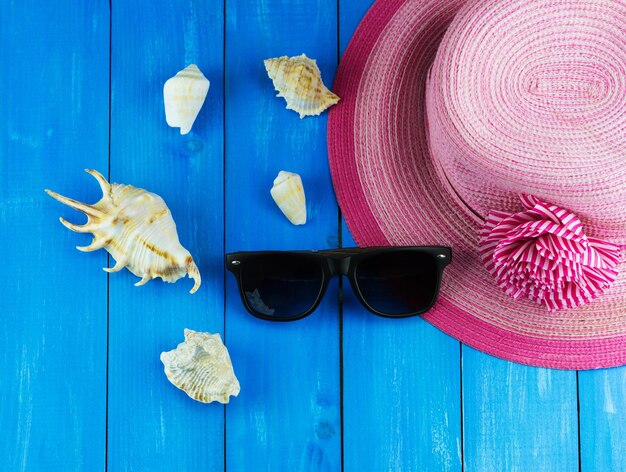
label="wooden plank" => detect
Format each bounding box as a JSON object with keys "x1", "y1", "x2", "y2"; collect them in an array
[
  {"x1": 338, "y1": 1, "x2": 462, "y2": 469},
  {"x1": 0, "y1": 1, "x2": 109, "y2": 470},
  {"x1": 342, "y1": 225, "x2": 462, "y2": 471},
  {"x1": 579, "y1": 368, "x2": 626, "y2": 471},
  {"x1": 107, "y1": 1, "x2": 224, "y2": 470},
  {"x1": 224, "y1": 0, "x2": 341, "y2": 470},
  {"x1": 462, "y1": 347, "x2": 579, "y2": 470}
]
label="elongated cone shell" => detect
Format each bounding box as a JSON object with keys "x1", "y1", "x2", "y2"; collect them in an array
[
  {"x1": 160, "y1": 329, "x2": 240, "y2": 404},
  {"x1": 45, "y1": 169, "x2": 201, "y2": 294},
  {"x1": 163, "y1": 64, "x2": 210, "y2": 135},
  {"x1": 270, "y1": 171, "x2": 306, "y2": 225},
  {"x1": 264, "y1": 54, "x2": 340, "y2": 118}
]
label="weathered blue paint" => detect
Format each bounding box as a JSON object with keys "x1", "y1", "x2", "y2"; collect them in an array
[
  {"x1": 462, "y1": 347, "x2": 579, "y2": 470},
  {"x1": 107, "y1": 1, "x2": 224, "y2": 470},
  {"x1": 224, "y1": 0, "x2": 341, "y2": 470},
  {"x1": 0, "y1": 1, "x2": 109, "y2": 470},
  {"x1": 2, "y1": 0, "x2": 626, "y2": 470},
  {"x1": 579, "y1": 368, "x2": 626, "y2": 472}
]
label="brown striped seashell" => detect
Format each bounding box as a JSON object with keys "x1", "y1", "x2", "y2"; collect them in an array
[
  {"x1": 45, "y1": 169, "x2": 201, "y2": 294},
  {"x1": 264, "y1": 54, "x2": 340, "y2": 118}
]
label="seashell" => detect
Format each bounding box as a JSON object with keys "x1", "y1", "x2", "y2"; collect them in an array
[
  {"x1": 163, "y1": 64, "x2": 210, "y2": 135},
  {"x1": 160, "y1": 329, "x2": 240, "y2": 404},
  {"x1": 270, "y1": 171, "x2": 306, "y2": 225},
  {"x1": 264, "y1": 54, "x2": 340, "y2": 118},
  {"x1": 45, "y1": 169, "x2": 201, "y2": 294}
]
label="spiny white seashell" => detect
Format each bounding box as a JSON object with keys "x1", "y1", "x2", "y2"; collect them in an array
[
  {"x1": 270, "y1": 171, "x2": 306, "y2": 225},
  {"x1": 160, "y1": 329, "x2": 240, "y2": 404},
  {"x1": 163, "y1": 64, "x2": 210, "y2": 135},
  {"x1": 45, "y1": 169, "x2": 201, "y2": 294},
  {"x1": 264, "y1": 54, "x2": 340, "y2": 118}
]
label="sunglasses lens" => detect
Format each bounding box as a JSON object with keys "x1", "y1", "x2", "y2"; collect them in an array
[
  {"x1": 239, "y1": 254, "x2": 324, "y2": 319},
  {"x1": 355, "y1": 251, "x2": 439, "y2": 315}
]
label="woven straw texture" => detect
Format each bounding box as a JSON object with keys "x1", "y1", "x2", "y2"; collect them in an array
[{"x1": 327, "y1": 0, "x2": 626, "y2": 369}]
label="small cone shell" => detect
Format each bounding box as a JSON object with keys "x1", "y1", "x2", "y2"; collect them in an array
[
  {"x1": 264, "y1": 54, "x2": 340, "y2": 118},
  {"x1": 160, "y1": 329, "x2": 240, "y2": 404},
  {"x1": 45, "y1": 169, "x2": 201, "y2": 294},
  {"x1": 163, "y1": 64, "x2": 210, "y2": 135},
  {"x1": 270, "y1": 171, "x2": 306, "y2": 225}
]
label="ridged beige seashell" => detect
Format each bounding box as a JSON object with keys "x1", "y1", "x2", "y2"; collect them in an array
[
  {"x1": 160, "y1": 329, "x2": 240, "y2": 404},
  {"x1": 45, "y1": 169, "x2": 201, "y2": 294},
  {"x1": 163, "y1": 64, "x2": 210, "y2": 135},
  {"x1": 264, "y1": 54, "x2": 340, "y2": 118},
  {"x1": 270, "y1": 171, "x2": 306, "y2": 225}
]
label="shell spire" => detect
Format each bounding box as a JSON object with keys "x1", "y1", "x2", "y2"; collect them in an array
[
  {"x1": 45, "y1": 169, "x2": 201, "y2": 294},
  {"x1": 264, "y1": 54, "x2": 340, "y2": 118}
]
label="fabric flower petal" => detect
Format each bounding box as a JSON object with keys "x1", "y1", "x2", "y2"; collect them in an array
[{"x1": 480, "y1": 195, "x2": 621, "y2": 310}]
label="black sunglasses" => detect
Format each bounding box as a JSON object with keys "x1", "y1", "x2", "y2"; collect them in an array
[{"x1": 226, "y1": 247, "x2": 451, "y2": 321}]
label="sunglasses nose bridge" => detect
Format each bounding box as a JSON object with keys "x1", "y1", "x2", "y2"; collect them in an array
[{"x1": 326, "y1": 255, "x2": 351, "y2": 276}]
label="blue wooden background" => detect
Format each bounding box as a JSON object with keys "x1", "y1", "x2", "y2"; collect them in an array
[{"x1": 2, "y1": 0, "x2": 625, "y2": 470}]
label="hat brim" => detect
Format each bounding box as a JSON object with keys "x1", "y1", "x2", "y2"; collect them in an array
[{"x1": 327, "y1": 0, "x2": 626, "y2": 369}]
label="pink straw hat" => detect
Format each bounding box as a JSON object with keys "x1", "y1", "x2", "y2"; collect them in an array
[{"x1": 328, "y1": 0, "x2": 626, "y2": 369}]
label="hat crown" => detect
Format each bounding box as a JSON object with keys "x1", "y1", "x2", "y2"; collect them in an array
[{"x1": 426, "y1": 0, "x2": 626, "y2": 242}]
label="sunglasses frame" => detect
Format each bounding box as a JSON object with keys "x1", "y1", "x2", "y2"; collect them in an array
[{"x1": 226, "y1": 246, "x2": 452, "y2": 321}]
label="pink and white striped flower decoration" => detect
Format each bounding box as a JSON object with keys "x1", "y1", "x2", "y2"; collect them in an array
[{"x1": 480, "y1": 195, "x2": 621, "y2": 310}]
